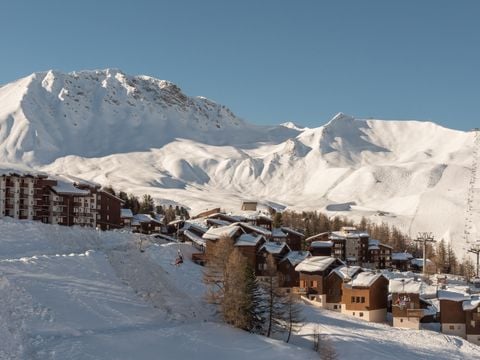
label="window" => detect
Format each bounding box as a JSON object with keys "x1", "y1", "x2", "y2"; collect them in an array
[
  {"x1": 353, "y1": 312, "x2": 355, "y2": 316},
  {"x1": 359, "y1": 312, "x2": 364, "y2": 317},
  {"x1": 351, "y1": 296, "x2": 355, "y2": 303},
  {"x1": 333, "y1": 305, "x2": 338, "y2": 309},
  {"x1": 106, "y1": 215, "x2": 109, "y2": 221},
  {"x1": 471, "y1": 320, "x2": 475, "y2": 327},
  {"x1": 400, "y1": 319, "x2": 403, "y2": 323},
  {"x1": 361, "y1": 297, "x2": 365, "y2": 303},
  {"x1": 356, "y1": 297, "x2": 360, "y2": 303}
]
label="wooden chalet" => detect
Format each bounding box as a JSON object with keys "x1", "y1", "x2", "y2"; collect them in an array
[
  {"x1": 256, "y1": 241, "x2": 290, "y2": 279},
  {"x1": 295, "y1": 256, "x2": 345, "y2": 306},
  {"x1": 389, "y1": 278, "x2": 424, "y2": 329},
  {"x1": 234, "y1": 233, "x2": 266, "y2": 270},
  {"x1": 341, "y1": 271, "x2": 389, "y2": 322},
  {"x1": 325, "y1": 265, "x2": 362, "y2": 311},
  {"x1": 439, "y1": 289, "x2": 480, "y2": 344},
  {"x1": 309, "y1": 240, "x2": 334, "y2": 257},
  {"x1": 132, "y1": 214, "x2": 163, "y2": 234},
  {"x1": 391, "y1": 252, "x2": 414, "y2": 271},
  {"x1": 120, "y1": 208, "x2": 134, "y2": 228},
  {"x1": 277, "y1": 251, "x2": 311, "y2": 289},
  {"x1": 280, "y1": 226, "x2": 304, "y2": 251}
]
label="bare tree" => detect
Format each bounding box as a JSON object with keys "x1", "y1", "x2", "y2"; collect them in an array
[
  {"x1": 284, "y1": 293, "x2": 304, "y2": 343},
  {"x1": 203, "y1": 236, "x2": 235, "y2": 306}
]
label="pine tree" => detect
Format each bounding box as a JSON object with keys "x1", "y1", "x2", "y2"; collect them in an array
[
  {"x1": 446, "y1": 243, "x2": 458, "y2": 274},
  {"x1": 129, "y1": 194, "x2": 140, "y2": 214},
  {"x1": 139, "y1": 194, "x2": 154, "y2": 214},
  {"x1": 272, "y1": 212, "x2": 283, "y2": 229},
  {"x1": 435, "y1": 239, "x2": 447, "y2": 273},
  {"x1": 103, "y1": 185, "x2": 116, "y2": 196},
  {"x1": 244, "y1": 263, "x2": 264, "y2": 333}
]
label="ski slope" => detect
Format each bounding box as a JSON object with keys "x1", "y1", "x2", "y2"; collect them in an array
[{"x1": 0, "y1": 219, "x2": 479, "y2": 359}]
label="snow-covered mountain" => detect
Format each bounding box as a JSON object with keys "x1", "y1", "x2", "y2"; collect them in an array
[{"x1": 0, "y1": 69, "x2": 479, "y2": 255}]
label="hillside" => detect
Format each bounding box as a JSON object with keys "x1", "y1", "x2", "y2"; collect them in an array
[
  {"x1": 0, "y1": 69, "x2": 479, "y2": 255},
  {"x1": 0, "y1": 218, "x2": 478, "y2": 359}
]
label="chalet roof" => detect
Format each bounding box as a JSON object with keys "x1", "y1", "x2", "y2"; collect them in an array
[
  {"x1": 272, "y1": 228, "x2": 287, "y2": 238},
  {"x1": 330, "y1": 229, "x2": 369, "y2": 240},
  {"x1": 259, "y1": 242, "x2": 290, "y2": 255},
  {"x1": 98, "y1": 190, "x2": 125, "y2": 203},
  {"x1": 184, "y1": 230, "x2": 206, "y2": 247},
  {"x1": 437, "y1": 289, "x2": 471, "y2": 302},
  {"x1": 368, "y1": 239, "x2": 393, "y2": 250},
  {"x1": 51, "y1": 180, "x2": 90, "y2": 196},
  {"x1": 389, "y1": 278, "x2": 422, "y2": 294},
  {"x1": 202, "y1": 224, "x2": 242, "y2": 241},
  {"x1": 295, "y1": 256, "x2": 342, "y2": 273},
  {"x1": 133, "y1": 214, "x2": 163, "y2": 225},
  {"x1": 182, "y1": 221, "x2": 207, "y2": 234},
  {"x1": 281, "y1": 251, "x2": 311, "y2": 266},
  {"x1": 168, "y1": 219, "x2": 184, "y2": 226},
  {"x1": 120, "y1": 208, "x2": 133, "y2": 219},
  {"x1": 410, "y1": 258, "x2": 433, "y2": 268},
  {"x1": 463, "y1": 297, "x2": 480, "y2": 311},
  {"x1": 235, "y1": 233, "x2": 264, "y2": 247},
  {"x1": 206, "y1": 218, "x2": 231, "y2": 227},
  {"x1": 310, "y1": 241, "x2": 333, "y2": 248},
  {"x1": 305, "y1": 232, "x2": 329, "y2": 243},
  {"x1": 235, "y1": 222, "x2": 272, "y2": 237},
  {"x1": 391, "y1": 252, "x2": 414, "y2": 261},
  {"x1": 281, "y1": 227, "x2": 304, "y2": 237},
  {"x1": 60, "y1": 174, "x2": 101, "y2": 189},
  {"x1": 348, "y1": 272, "x2": 385, "y2": 288},
  {"x1": 206, "y1": 213, "x2": 245, "y2": 224},
  {"x1": 330, "y1": 265, "x2": 362, "y2": 281}
]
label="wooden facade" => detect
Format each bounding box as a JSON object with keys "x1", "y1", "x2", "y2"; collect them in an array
[{"x1": 341, "y1": 273, "x2": 388, "y2": 322}]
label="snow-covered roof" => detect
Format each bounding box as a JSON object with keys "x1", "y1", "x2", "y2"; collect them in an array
[
  {"x1": 295, "y1": 256, "x2": 342, "y2": 273},
  {"x1": 121, "y1": 208, "x2": 133, "y2": 218},
  {"x1": 437, "y1": 289, "x2": 471, "y2": 302},
  {"x1": 410, "y1": 258, "x2": 433, "y2": 267},
  {"x1": 305, "y1": 232, "x2": 329, "y2": 243},
  {"x1": 182, "y1": 221, "x2": 207, "y2": 234},
  {"x1": 272, "y1": 228, "x2": 287, "y2": 238},
  {"x1": 184, "y1": 230, "x2": 206, "y2": 247},
  {"x1": 463, "y1": 298, "x2": 480, "y2": 311},
  {"x1": 392, "y1": 252, "x2": 413, "y2": 261},
  {"x1": 51, "y1": 180, "x2": 90, "y2": 196},
  {"x1": 348, "y1": 272, "x2": 385, "y2": 288},
  {"x1": 260, "y1": 242, "x2": 289, "y2": 255},
  {"x1": 202, "y1": 224, "x2": 242, "y2": 241},
  {"x1": 0, "y1": 163, "x2": 47, "y2": 177},
  {"x1": 206, "y1": 218, "x2": 231, "y2": 227},
  {"x1": 330, "y1": 265, "x2": 362, "y2": 281},
  {"x1": 235, "y1": 222, "x2": 272, "y2": 237},
  {"x1": 281, "y1": 227, "x2": 304, "y2": 237},
  {"x1": 235, "y1": 233, "x2": 264, "y2": 247},
  {"x1": 133, "y1": 214, "x2": 163, "y2": 224},
  {"x1": 310, "y1": 241, "x2": 333, "y2": 248},
  {"x1": 281, "y1": 251, "x2": 311, "y2": 266},
  {"x1": 389, "y1": 278, "x2": 422, "y2": 294},
  {"x1": 368, "y1": 239, "x2": 393, "y2": 251}
]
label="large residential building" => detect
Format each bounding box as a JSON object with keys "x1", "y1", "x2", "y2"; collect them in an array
[{"x1": 0, "y1": 168, "x2": 123, "y2": 230}]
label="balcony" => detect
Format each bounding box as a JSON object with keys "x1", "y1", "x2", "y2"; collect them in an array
[{"x1": 406, "y1": 309, "x2": 424, "y2": 318}]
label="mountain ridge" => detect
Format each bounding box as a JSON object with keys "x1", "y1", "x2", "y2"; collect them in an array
[{"x1": 0, "y1": 69, "x2": 478, "y2": 256}]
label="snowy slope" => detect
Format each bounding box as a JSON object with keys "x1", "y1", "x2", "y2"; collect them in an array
[
  {"x1": 0, "y1": 69, "x2": 479, "y2": 256},
  {"x1": 0, "y1": 218, "x2": 479, "y2": 359}
]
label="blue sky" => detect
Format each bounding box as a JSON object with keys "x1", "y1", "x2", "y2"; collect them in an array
[{"x1": 0, "y1": 0, "x2": 478, "y2": 130}]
